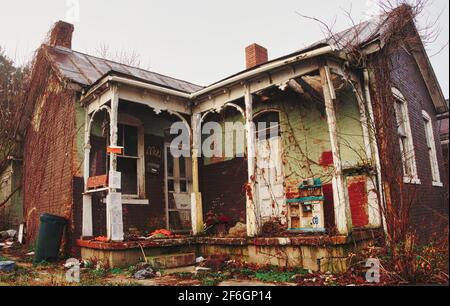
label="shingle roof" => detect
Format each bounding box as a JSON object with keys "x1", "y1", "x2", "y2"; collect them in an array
[{"x1": 45, "y1": 45, "x2": 204, "y2": 93}]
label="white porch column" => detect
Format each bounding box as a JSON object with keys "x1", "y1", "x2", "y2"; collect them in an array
[
  {"x1": 107, "y1": 85, "x2": 124, "y2": 241},
  {"x1": 244, "y1": 84, "x2": 258, "y2": 237},
  {"x1": 82, "y1": 109, "x2": 93, "y2": 238},
  {"x1": 354, "y1": 80, "x2": 382, "y2": 229},
  {"x1": 363, "y1": 69, "x2": 388, "y2": 234},
  {"x1": 191, "y1": 113, "x2": 204, "y2": 235},
  {"x1": 319, "y1": 64, "x2": 352, "y2": 235}
]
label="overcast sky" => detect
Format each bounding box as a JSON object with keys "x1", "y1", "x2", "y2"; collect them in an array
[{"x1": 1, "y1": 0, "x2": 448, "y2": 97}]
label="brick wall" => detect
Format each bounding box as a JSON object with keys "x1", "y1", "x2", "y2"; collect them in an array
[
  {"x1": 389, "y1": 47, "x2": 449, "y2": 239},
  {"x1": 245, "y1": 44, "x2": 268, "y2": 69},
  {"x1": 23, "y1": 69, "x2": 77, "y2": 254}
]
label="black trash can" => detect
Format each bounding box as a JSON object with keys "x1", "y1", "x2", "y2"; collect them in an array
[{"x1": 34, "y1": 214, "x2": 67, "y2": 263}]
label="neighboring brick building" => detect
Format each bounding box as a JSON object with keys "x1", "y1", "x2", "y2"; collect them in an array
[
  {"x1": 389, "y1": 46, "x2": 449, "y2": 238},
  {"x1": 17, "y1": 5, "x2": 448, "y2": 258}
]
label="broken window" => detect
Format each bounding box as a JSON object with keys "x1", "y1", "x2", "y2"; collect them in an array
[
  {"x1": 422, "y1": 111, "x2": 442, "y2": 186},
  {"x1": 117, "y1": 124, "x2": 139, "y2": 196},
  {"x1": 255, "y1": 111, "x2": 281, "y2": 140},
  {"x1": 392, "y1": 88, "x2": 419, "y2": 184}
]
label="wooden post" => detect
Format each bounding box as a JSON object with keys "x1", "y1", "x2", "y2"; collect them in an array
[
  {"x1": 107, "y1": 85, "x2": 124, "y2": 241},
  {"x1": 354, "y1": 81, "x2": 382, "y2": 229},
  {"x1": 82, "y1": 110, "x2": 93, "y2": 238},
  {"x1": 319, "y1": 64, "x2": 352, "y2": 235},
  {"x1": 191, "y1": 113, "x2": 204, "y2": 235},
  {"x1": 245, "y1": 84, "x2": 258, "y2": 237},
  {"x1": 363, "y1": 69, "x2": 387, "y2": 233}
]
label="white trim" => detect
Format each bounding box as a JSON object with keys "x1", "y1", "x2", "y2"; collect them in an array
[
  {"x1": 392, "y1": 88, "x2": 420, "y2": 183},
  {"x1": 422, "y1": 110, "x2": 442, "y2": 187},
  {"x1": 432, "y1": 181, "x2": 444, "y2": 187},
  {"x1": 404, "y1": 177, "x2": 421, "y2": 185},
  {"x1": 122, "y1": 198, "x2": 150, "y2": 205}
]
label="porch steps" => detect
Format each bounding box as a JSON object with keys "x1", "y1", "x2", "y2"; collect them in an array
[{"x1": 146, "y1": 252, "x2": 196, "y2": 269}]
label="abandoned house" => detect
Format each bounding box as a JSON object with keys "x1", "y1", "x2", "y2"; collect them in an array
[{"x1": 2, "y1": 5, "x2": 447, "y2": 270}]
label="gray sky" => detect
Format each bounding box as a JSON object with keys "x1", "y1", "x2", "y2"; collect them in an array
[{"x1": 1, "y1": 0, "x2": 448, "y2": 97}]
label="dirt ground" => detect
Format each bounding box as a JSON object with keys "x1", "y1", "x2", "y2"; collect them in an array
[{"x1": 0, "y1": 246, "x2": 447, "y2": 286}]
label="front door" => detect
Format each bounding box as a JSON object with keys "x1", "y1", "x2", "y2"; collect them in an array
[
  {"x1": 254, "y1": 112, "x2": 286, "y2": 224},
  {"x1": 164, "y1": 144, "x2": 192, "y2": 232}
]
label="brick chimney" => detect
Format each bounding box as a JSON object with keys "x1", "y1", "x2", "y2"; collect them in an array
[
  {"x1": 49, "y1": 21, "x2": 74, "y2": 49},
  {"x1": 245, "y1": 43, "x2": 268, "y2": 69}
]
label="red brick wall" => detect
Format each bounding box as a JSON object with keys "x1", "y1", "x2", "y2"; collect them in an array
[
  {"x1": 245, "y1": 44, "x2": 268, "y2": 69},
  {"x1": 389, "y1": 47, "x2": 449, "y2": 239},
  {"x1": 23, "y1": 70, "x2": 77, "y2": 254}
]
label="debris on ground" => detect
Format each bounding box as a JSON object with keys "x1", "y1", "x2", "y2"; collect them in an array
[
  {"x1": 198, "y1": 255, "x2": 229, "y2": 271},
  {"x1": 0, "y1": 261, "x2": 17, "y2": 273},
  {"x1": 134, "y1": 268, "x2": 155, "y2": 280},
  {"x1": 148, "y1": 229, "x2": 184, "y2": 239},
  {"x1": 196, "y1": 256, "x2": 205, "y2": 264},
  {"x1": 227, "y1": 222, "x2": 247, "y2": 238},
  {"x1": 0, "y1": 230, "x2": 17, "y2": 241}
]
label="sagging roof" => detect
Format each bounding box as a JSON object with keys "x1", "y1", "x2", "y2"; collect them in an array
[{"x1": 44, "y1": 45, "x2": 204, "y2": 93}]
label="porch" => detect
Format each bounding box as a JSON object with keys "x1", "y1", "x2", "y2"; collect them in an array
[
  {"x1": 79, "y1": 52, "x2": 386, "y2": 264},
  {"x1": 77, "y1": 229, "x2": 381, "y2": 272}
]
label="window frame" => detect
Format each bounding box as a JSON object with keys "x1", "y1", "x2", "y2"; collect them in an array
[
  {"x1": 422, "y1": 110, "x2": 443, "y2": 187},
  {"x1": 392, "y1": 88, "x2": 421, "y2": 185},
  {"x1": 117, "y1": 114, "x2": 146, "y2": 201}
]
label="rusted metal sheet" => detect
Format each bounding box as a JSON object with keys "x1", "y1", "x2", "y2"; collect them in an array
[{"x1": 45, "y1": 45, "x2": 203, "y2": 93}]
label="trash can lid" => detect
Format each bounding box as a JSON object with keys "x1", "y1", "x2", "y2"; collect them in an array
[{"x1": 40, "y1": 213, "x2": 67, "y2": 224}]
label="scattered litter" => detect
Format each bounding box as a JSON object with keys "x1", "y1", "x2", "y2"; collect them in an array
[
  {"x1": 6, "y1": 230, "x2": 17, "y2": 238},
  {"x1": 0, "y1": 261, "x2": 16, "y2": 273},
  {"x1": 26, "y1": 252, "x2": 35, "y2": 256},
  {"x1": 148, "y1": 229, "x2": 184, "y2": 239},
  {"x1": 155, "y1": 271, "x2": 162, "y2": 278},
  {"x1": 64, "y1": 259, "x2": 80, "y2": 269},
  {"x1": 134, "y1": 268, "x2": 155, "y2": 280},
  {"x1": 18, "y1": 224, "x2": 24, "y2": 244},
  {"x1": 227, "y1": 222, "x2": 247, "y2": 238},
  {"x1": 195, "y1": 267, "x2": 212, "y2": 272},
  {"x1": 0, "y1": 230, "x2": 17, "y2": 242},
  {"x1": 196, "y1": 256, "x2": 205, "y2": 264}
]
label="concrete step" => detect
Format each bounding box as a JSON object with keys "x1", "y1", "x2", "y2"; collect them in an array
[{"x1": 146, "y1": 253, "x2": 196, "y2": 269}]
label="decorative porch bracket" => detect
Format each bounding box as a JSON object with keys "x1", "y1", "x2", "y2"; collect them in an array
[
  {"x1": 319, "y1": 63, "x2": 352, "y2": 236},
  {"x1": 245, "y1": 84, "x2": 258, "y2": 237},
  {"x1": 191, "y1": 113, "x2": 204, "y2": 235}
]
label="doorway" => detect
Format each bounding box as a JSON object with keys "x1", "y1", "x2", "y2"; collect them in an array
[
  {"x1": 164, "y1": 144, "x2": 192, "y2": 232},
  {"x1": 254, "y1": 111, "x2": 286, "y2": 224}
]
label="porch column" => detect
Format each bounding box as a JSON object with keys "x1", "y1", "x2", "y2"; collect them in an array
[
  {"x1": 363, "y1": 69, "x2": 387, "y2": 233},
  {"x1": 107, "y1": 84, "x2": 124, "y2": 241},
  {"x1": 82, "y1": 110, "x2": 93, "y2": 238},
  {"x1": 319, "y1": 64, "x2": 352, "y2": 235},
  {"x1": 354, "y1": 80, "x2": 382, "y2": 229},
  {"x1": 191, "y1": 113, "x2": 204, "y2": 235},
  {"x1": 244, "y1": 84, "x2": 258, "y2": 237}
]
